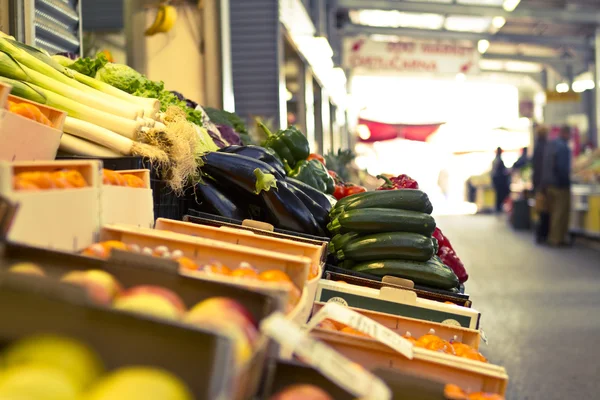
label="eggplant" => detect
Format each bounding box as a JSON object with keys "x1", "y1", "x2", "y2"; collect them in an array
[
  {"x1": 219, "y1": 145, "x2": 287, "y2": 178},
  {"x1": 203, "y1": 152, "x2": 323, "y2": 235},
  {"x1": 285, "y1": 177, "x2": 336, "y2": 213},
  {"x1": 287, "y1": 183, "x2": 329, "y2": 230},
  {"x1": 190, "y1": 179, "x2": 247, "y2": 221}
]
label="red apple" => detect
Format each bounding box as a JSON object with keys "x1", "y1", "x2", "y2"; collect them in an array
[
  {"x1": 113, "y1": 286, "x2": 186, "y2": 320},
  {"x1": 270, "y1": 385, "x2": 333, "y2": 400},
  {"x1": 188, "y1": 297, "x2": 257, "y2": 327},
  {"x1": 117, "y1": 286, "x2": 186, "y2": 314},
  {"x1": 61, "y1": 270, "x2": 122, "y2": 305}
]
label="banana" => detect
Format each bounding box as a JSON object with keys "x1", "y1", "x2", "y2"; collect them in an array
[
  {"x1": 144, "y1": 5, "x2": 167, "y2": 36},
  {"x1": 155, "y1": 5, "x2": 177, "y2": 33}
]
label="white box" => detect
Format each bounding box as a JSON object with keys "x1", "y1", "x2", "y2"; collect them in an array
[
  {"x1": 100, "y1": 169, "x2": 154, "y2": 228},
  {"x1": 315, "y1": 279, "x2": 480, "y2": 329},
  {"x1": 0, "y1": 160, "x2": 102, "y2": 251},
  {"x1": 0, "y1": 84, "x2": 66, "y2": 162}
]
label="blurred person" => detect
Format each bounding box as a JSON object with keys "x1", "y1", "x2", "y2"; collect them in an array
[
  {"x1": 492, "y1": 147, "x2": 510, "y2": 213},
  {"x1": 532, "y1": 126, "x2": 549, "y2": 243},
  {"x1": 512, "y1": 147, "x2": 529, "y2": 170},
  {"x1": 542, "y1": 125, "x2": 572, "y2": 247}
]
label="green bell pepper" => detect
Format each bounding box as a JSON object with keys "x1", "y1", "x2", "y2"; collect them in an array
[
  {"x1": 258, "y1": 122, "x2": 310, "y2": 167},
  {"x1": 288, "y1": 159, "x2": 336, "y2": 194}
]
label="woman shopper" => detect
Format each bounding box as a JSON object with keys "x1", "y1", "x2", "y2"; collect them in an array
[
  {"x1": 492, "y1": 147, "x2": 510, "y2": 213},
  {"x1": 532, "y1": 126, "x2": 550, "y2": 243}
]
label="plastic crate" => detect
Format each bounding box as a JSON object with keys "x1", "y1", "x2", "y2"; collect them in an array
[{"x1": 56, "y1": 156, "x2": 190, "y2": 221}]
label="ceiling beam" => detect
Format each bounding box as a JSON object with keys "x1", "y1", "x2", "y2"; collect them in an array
[
  {"x1": 341, "y1": 24, "x2": 594, "y2": 50},
  {"x1": 482, "y1": 53, "x2": 587, "y2": 67},
  {"x1": 334, "y1": 0, "x2": 600, "y2": 25}
]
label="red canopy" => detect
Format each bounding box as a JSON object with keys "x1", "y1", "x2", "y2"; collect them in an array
[{"x1": 358, "y1": 118, "x2": 444, "y2": 143}]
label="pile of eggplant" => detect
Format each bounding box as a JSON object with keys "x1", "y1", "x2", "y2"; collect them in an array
[{"x1": 191, "y1": 146, "x2": 335, "y2": 236}]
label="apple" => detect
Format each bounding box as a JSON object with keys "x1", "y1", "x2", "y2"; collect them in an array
[
  {"x1": 1, "y1": 334, "x2": 104, "y2": 391},
  {"x1": 0, "y1": 364, "x2": 79, "y2": 400},
  {"x1": 269, "y1": 385, "x2": 334, "y2": 400},
  {"x1": 7, "y1": 262, "x2": 45, "y2": 277},
  {"x1": 61, "y1": 270, "x2": 123, "y2": 306},
  {"x1": 83, "y1": 367, "x2": 193, "y2": 400},
  {"x1": 113, "y1": 286, "x2": 186, "y2": 320}
]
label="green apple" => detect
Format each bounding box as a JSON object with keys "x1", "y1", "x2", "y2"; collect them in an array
[
  {"x1": 0, "y1": 364, "x2": 79, "y2": 400},
  {"x1": 1, "y1": 334, "x2": 104, "y2": 391},
  {"x1": 82, "y1": 367, "x2": 193, "y2": 400}
]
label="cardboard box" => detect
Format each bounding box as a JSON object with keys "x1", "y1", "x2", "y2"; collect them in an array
[
  {"x1": 0, "y1": 160, "x2": 102, "y2": 251},
  {"x1": 0, "y1": 239, "x2": 281, "y2": 400},
  {"x1": 0, "y1": 272, "x2": 236, "y2": 399},
  {"x1": 100, "y1": 169, "x2": 154, "y2": 228},
  {"x1": 310, "y1": 329, "x2": 508, "y2": 396},
  {"x1": 155, "y1": 217, "x2": 327, "y2": 323},
  {"x1": 315, "y1": 280, "x2": 480, "y2": 329},
  {"x1": 312, "y1": 302, "x2": 481, "y2": 350},
  {"x1": 0, "y1": 84, "x2": 66, "y2": 161},
  {"x1": 99, "y1": 224, "x2": 312, "y2": 324}
]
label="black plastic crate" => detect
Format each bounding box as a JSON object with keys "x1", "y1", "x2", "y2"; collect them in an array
[{"x1": 56, "y1": 156, "x2": 190, "y2": 221}]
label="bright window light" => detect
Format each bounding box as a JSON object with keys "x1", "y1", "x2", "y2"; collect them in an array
[
  {"x1": 349, "y1": 10, "x2": 445, "y2": 29},
  {"x1": 478, "y1": 39, "x2": 490, "y2": 54},
  {"x1": 456, "y1": 73, "x2": 467, "y2": 81},
  {"x1": 444, "y1": 16, "x2": 493, "y2": 33},
  {"x1": 556, "y1": 83, "x2": 569, "y2": 93},
  {"x1": 572, "y1": 80, "x2": 595, "y2": 93},
  {"x1": 503, "y1": 0, "x2": 521, "y2": 12},
  {"x1": 330, "y1": 67, "x2": 347, "y2": 87},
  {"x1": 492, "y1": 16, "x2": 506, "y2": 29},
  {"x1": 311, "y1": 36, "x2": 333, "y2": 59},
  {"x1": 504, "y1": 61, "x2": 542, "y2": 73},
  {"x1": 479, "y1": 59, "x2": 504, "y2": 70}
]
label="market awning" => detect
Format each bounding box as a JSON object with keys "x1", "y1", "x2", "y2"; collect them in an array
[{"x1": 357, "y1": 118, "x2": 444, "y2": 143}]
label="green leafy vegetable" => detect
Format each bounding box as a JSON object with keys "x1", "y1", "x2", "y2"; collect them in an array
[{"x1": 65, "y1": 52, "x2": 109, "y2": 77}]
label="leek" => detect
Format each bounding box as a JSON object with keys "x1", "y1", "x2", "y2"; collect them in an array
[
  {"x1": 0, "y1": 51, "x2": 139, "y2": 120},
  {"x1": 60, "y1": 133, "x2": 121, "y2": 157},
  {"x1": 0, "y1": 38, "x2": 145, "y2": 117},
  {"x1": 0, "y1": 76, "x2": 142, "y2": 139}
]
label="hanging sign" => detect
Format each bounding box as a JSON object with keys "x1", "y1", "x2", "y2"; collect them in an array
[{"x1": 344, "y1": 37, "x2": 480, "y2": 75}]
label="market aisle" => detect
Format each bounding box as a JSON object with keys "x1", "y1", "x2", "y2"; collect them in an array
[{"x1": 437, "y1": 215, "x2": 600, "y2": 400}]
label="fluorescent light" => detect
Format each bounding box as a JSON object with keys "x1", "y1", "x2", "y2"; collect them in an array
[
  {"x1": 312, "y1": 36, "x2": 333, "y2": 59},
  {"x1": 330, "y1": 67, "x2": 347, "y2": 87},
  {"x1": 492, "y1": 16, "x2": 506, "y2": 29},
  {"x1": 556, "y1": 83, "x2": 569, "y2": 93},
  {"x1": 572, "y1": 80, "x2": 595, "y2": 93},
  {"x1": 444, "y1": 16, "x2": 493, "y2": 33},
  {"x1": 350, "y1": 10, "x2": 445, "y2": 30},
  {"x1": 478, "y1": 39, "x2": 490, "y2": 54},
  {"x1": 503, "y1": 0, "x2": 521, "y2": 12}
]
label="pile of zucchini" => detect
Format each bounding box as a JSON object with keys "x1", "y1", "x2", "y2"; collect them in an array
[{"x1": 328, "y1": 190, "x2": 460, "y2": 290}]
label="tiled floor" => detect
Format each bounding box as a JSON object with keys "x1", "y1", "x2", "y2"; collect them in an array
[{"x1": 438, "y1": 215, "x2": 600, "y2": 400}]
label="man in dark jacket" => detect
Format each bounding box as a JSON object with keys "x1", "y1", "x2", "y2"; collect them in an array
[
  {"x1": 542, "y1": 125, "x2": 572, "y2": 246},
  {"x1": 532, "y1": 126, "x2": 549, "y2": 243}
]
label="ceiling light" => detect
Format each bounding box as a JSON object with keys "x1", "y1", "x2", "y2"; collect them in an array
[
  {"x1": 330, "y1": 67, "x2": 347, "y2": 87},
  {"x1": 357, "y1": 124, "x2": 371, "y2": 140},
  {"x1": 478, "y1": 39, "x2": 490, "y2": 54},
  {"x1": 285, "y1": 89, "x2": 293, "y2": 102},
  {"x1": 492, "y1": 16, "x2": 506, "y2": 29},
  {"x1": 350, "y1": 10, "x2": 445, "y2": 30},
  {"x1": 572, "y1": 80, "x2": 595, "y2": 93},
  {"x1": 556, "y1": 83, "x2": 569, "y2": 93},
  {"x1": 503, "y1": 0, "x2": 521, "y2": 12},
  {"x1": 445, "y1": 16, "x2": 493, "y2": 33}
]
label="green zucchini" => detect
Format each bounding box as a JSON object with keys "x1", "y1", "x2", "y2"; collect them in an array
[
  {"x1": 431, "y1": 237, "x2": 439, "y2": 254},
  {"x1": 337, "y1": 232, "x2": 434, "y2": 262},
  {"x1": 330, "y1": 231, "x2": 362, "y2": 253},
  {"x1": 351, "y1": 258, "x2": 459, "y2": 289},
  {"x1": 339, "y1": 189, "x2": 433, "y2": 214},
  {"x1": 327, "y1": 208, "x2": 436, "y2": 236}
]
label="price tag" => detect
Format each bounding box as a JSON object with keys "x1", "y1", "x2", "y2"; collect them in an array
[
  {"x1": 260, "y1": 312, "x2": 392, "y2": 400},
  {"x1": 306, "y1": 302, "x2": 414, "y2": 359}
]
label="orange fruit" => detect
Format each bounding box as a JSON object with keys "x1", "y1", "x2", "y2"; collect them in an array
[
  {"x1": 258, "y1": 269, "x2": 292, "y2": 283},
  {"x1": 13, "y1": 177, "x2": 39, "y2": 191},
  {"x1": 177, "y1": 256, "x2": 199, "y2": 271},
  {"x1": 340, "y1": 326, "x2": 370, "y2": 337},
  {"x1": 50, "y1": 171, "x2": 75, "y2": 188},
  {"x1": 316, "y1": 319, "x2": 338, "y2": 331},
  {"x1": 451, "y1": 342, "x2": 488, "y2": 363},
  {"x1": 202, "y1": 262, "x2": 232, "y2": 275},
  {"x1": 122, "y1": 174, "x2": 145, "y2": 188},
  {"x1": 231, "y1": 268, "x2": 259, "y2": 279},
  {"x1": 468, "y1": 393, "x2": 504, "y2": 400},
  {"x1": 63, "y1": 170, "x2": 87, "y2": 188},
  {"x1": 15, "y1": 172, "x2": 55, "y2": 189},
  {"x1": 444, "y1": 384, "x2": 468, "y2": 399}
]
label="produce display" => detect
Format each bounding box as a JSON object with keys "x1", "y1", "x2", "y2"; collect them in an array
[
  {"x1": 5, "y1": 99, "x2": 52, "y2": 126},
  {"x1": 13, "y1": 169, "x2": 87, "y2": 190},
  {"x1": 0, "y1": 333, "x2": 193, "y2": 400},
  {"x1": 7, "y1": 262, "x2": 258, "y2": 366},
  {"x1": 102, "y1": 169, "x2": 146, "y2": 188},
  {"x1": 81, "y1": 241, "x2": 302, "y2": 311}
]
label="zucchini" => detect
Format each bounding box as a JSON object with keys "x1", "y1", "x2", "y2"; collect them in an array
[
  {"x1": 431, "y1": 237, "x2": 439, "y2": 254},
  {"x1": 329, "y1": 191, "x2": 380, "y2": 219},
  {"x1": 328, "y1": 208, "x2": 436, "y2": 236},
  {"x1": 330, "y1": 231, "x2": 362, "y2": 253},
  {"x1": 337, "y1": 232, "x2": 434, "y2": 262},
  {"x1": 351, "y1": 258, "x2": 459, "y2": 289},
  {"x1": 340, "y1": 189, "x2": 433, "y2": 214}
]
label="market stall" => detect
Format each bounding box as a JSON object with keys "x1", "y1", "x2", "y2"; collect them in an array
[{"x1": 0, "y1": 32, "x2": 508, "y2": 400}]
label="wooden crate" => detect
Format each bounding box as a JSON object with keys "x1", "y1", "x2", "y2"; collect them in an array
[{"x1": 101, "y1": 169, "x2": 153, "y2": 228}]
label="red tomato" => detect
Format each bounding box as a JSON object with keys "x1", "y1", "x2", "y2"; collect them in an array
[
  {"x1": 327, "y1": 170, "x2": 338, "y2": 179},
  {"x1": 307, "y1": 153, "x2": 326, "y2": 166},
  {"x1": 344, "y1": 185, "x2": 367, "y2": 196},
  {"x1": 333, "y1": 184, "x2": 347, "y2": 200}
]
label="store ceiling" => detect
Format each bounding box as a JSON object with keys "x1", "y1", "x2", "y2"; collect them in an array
[{"x1": 333, "y1": 0, "x2": 600, "y2": 77}]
